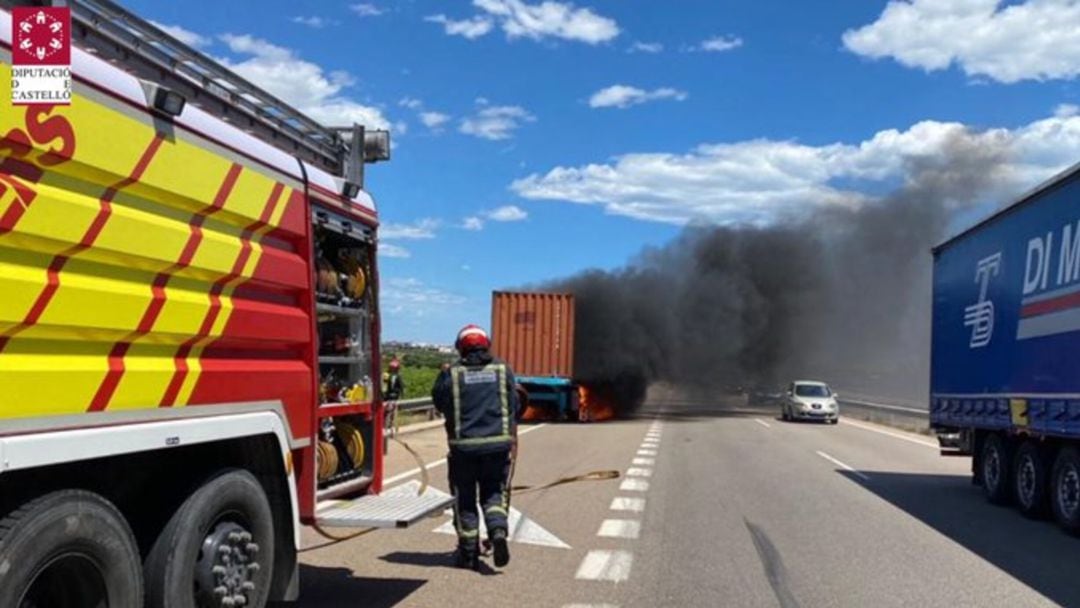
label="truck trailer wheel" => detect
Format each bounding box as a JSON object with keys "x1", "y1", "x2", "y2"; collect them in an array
[
  {"x1": 0, "y1": 490, "x2": 144, "y2": 608},
  {"x1": 144, "y1": 469, "x2": 275, "y2": 608},
  {"x1": 1051, "y1": 447, "x2": 1080, "y2": 534},
  {"x1": 980, "y1": 433, "x2": 1012, "y2": 505},
  {"x1": 1013, "y1": 441, "x2": 1050, "y2": 519}
]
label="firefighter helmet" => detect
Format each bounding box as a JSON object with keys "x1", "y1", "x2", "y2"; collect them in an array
[{"x1": 455, "y1": 324, "x2": 490, "y2": 354}]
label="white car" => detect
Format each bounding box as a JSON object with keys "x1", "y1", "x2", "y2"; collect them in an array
[{"x1": 781, "y1": 381, "x2": 839, "y2": 424}]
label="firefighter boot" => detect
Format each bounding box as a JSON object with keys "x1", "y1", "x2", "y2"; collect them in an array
[
  {"x1": 491, "y1": 527, "x2": 510, "y2": 567},
  {"x1": 454, "y1": 543, "x2": 480, "y2": 571}
]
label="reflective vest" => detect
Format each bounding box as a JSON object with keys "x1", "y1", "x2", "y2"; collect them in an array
[{"x1": 447, "y1": 363, "x2": 514, "y2": 451}]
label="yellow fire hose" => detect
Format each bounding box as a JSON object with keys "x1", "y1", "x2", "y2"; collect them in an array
[
  {"x1": 302, "y1": 434, "x2": 619, "y2": 553},
  {"x1": 510, "y1": 470, "x2": 621, "y2": 494}
]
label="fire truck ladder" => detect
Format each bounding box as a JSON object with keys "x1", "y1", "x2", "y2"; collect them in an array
[{"x1": 24, "y1": 0, "x2": 389, "y2": 182}]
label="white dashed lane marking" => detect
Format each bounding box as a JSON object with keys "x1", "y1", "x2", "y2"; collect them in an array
[
  {"x1": 597, "y1": 519, "x2": 641, "y2": 539},
  {"x1": 632, "y1": 457, "x2": 654, "y2": 466},
  {"x1": 754, "y1": 418, "x2": 772, "y2": 428},
  {"x1": 637, "y1": 449, "x2": 657, "y2": 457},
  {"x1": 626, "y1": 467, "x2": 652, "y2": 477},
  {"x1": 610, "y1": 497, "x2": 646, "y2": 512},
  {"x1": 576, "y1": 550, "x2": 634, "y2": 582},
  {"x1": 620, "y1": 479, "x2": 649, "y2": 492}
]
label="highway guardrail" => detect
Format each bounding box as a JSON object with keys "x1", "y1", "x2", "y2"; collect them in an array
[{"x1": 836, "y1": 394, "x2": 929, "y2": 433}]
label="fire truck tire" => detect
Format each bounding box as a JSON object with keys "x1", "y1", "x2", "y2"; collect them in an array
[
  {"x1": 0, "y1": 490, "x2": 143, "y2": 608},
  {"x1": 145, "y1": 469, "x2": 275, "y2": 608}
]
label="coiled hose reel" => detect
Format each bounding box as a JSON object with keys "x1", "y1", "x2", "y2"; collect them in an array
[{"x1": 316, "y1": 421, "x2": 366, "y2": 482}]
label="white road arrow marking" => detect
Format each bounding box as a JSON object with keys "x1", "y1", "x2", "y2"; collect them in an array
[{"x1": 433, "y1": 506, "x2": 570, "y2": 549}]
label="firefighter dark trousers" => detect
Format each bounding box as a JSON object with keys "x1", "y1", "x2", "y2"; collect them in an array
[{"x1": 448, "y1": 449, "x2": 511, "y2": 547}]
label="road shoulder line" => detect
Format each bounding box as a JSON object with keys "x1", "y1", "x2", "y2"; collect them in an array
[
  {"x1": 839, "y1": 418, "x2": 937, "y2": 449},
  {"x1": 816, "y1": 450, "x2": 870, "y2": 481}
]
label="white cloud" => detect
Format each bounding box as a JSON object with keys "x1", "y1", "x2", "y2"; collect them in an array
[
  {"x1": 460, "y1": 206, "x2": 528, "y2": 231},
  {"x1": 381, "y1": 218, "x2": 440, "y2": 239},
  {"x1": 460, "y1": 105, "x2": 536, "y2": 140},
  {"x1": 511, "y1": 111, "x2": 1080, "y2": 225},
  {"x1": 698, "y1": 35, "x2": 743, "y2": 52},
  {"x1": 843, "y1": 0, "x2": 1080, "y2": 83},
  {"x1": 1057, "y1": 103, "x2": 1080, "y2": 118},
  {"x1": 382, "y1": 278, "x2": 466, "y2": 312},
  {"x1": 487, "y1": 205, "x2": 528, "y2": 221},
  {"x1": 589, "y1": 84, "x2": 688, "y2": 109},
  {"x1": 218, "y1": 34, "x2": 390, "y2": 129},
  {"x1": 291, "y1": 16, "x2": 337, "y2": 28},
  {"x1": 151, "y1": 21, "x2": 210, "y2": 48},
  {"x1": 474, "y1": 0, "x2": 619, "y2": 43},
  {"x1": 420, "y1": 111, "x2": 451, "y2": 129},
  {"x1": 629, "y1": 41, "x2": 663, "y2": 54},
  {"x1": 425, "y1": 14, "x2": 495, "y2": 39},
  {"x1": 380, "y1": 243, "x2": 411, "y2": 258},
  {"x1": 399, "y1": 97, "x2": 423, "y2": 109},
  {"x1": 350, "y1": 3, "x2": 384, "y2": 17},
  {"x1": 428, "y1": 0, "x2": 619, "y2": 44}
]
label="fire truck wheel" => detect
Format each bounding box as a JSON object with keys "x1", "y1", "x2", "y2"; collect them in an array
[
  {"x1": 145, "y1": 469, "x2": 275, "y2": 608},
  {"x1": 0, "y1": 490, "x2": 143, "y2": 608},
  {"x1": 1051, "y1": 447, "x2": 1080, "y2": 535}
]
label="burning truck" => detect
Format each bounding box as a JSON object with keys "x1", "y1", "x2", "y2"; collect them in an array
[{"x1": 490, "y1": 291, "x2": 616, "y2": 422}]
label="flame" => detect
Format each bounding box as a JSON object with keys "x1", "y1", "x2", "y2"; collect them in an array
[
  {"x1": 578, "y1": 384, "x2": 616, "y2": 422},
  {"x1": 518, "y1": 386, "x2": 555, "y2": 421},
  {"x1": 521, "y1": 404, "x2": 554, "y2": 421}
]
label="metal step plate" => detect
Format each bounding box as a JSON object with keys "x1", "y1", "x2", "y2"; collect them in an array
[{"x1": 316, "y1": 480, "x2": 453, "y2": 529}]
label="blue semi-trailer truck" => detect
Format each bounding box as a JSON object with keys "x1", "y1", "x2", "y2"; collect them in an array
[{"x1": 931, "y1": 162, "x2": 1080, "y2": 531}]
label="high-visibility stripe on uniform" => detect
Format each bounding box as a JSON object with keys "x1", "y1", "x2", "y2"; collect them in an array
[
  {"x1": 451, "y1": 367, "x2": 463, "y2": 440},
  {"x1": 448, "y1": 435, "x2": 514, "y2": 447},
  {"x1": 498, "y1": 364, "x2": 509, "y2": 436}
]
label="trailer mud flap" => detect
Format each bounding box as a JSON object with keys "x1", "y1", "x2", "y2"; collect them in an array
[{"x1": 315, "y1": 480, "x2": 453, "y2": 528}]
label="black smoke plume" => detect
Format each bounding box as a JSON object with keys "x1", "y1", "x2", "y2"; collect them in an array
[{"x1": 544, "y1": 131, "x2": 1012, "y2": 412}]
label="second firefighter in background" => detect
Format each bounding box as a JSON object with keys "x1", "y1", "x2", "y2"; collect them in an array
[{"x1": 432, "y1": 325, "x2": 520, "y2": 570}]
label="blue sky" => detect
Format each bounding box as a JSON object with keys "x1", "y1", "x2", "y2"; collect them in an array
[{"x1": 128, "y1": 0, "x2": 1080, "y2": 343}]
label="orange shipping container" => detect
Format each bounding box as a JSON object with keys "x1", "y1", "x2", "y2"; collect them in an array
[{"x1": 491, "y1": 291, "x2": 575, "y2": 378}]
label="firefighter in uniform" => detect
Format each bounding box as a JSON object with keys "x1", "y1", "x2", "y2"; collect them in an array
[
  {"x1": 432, "y1": 324, "x2": 520, "y2": 570},
  {"x1": 384, "y1": 358, "x2": 404, "y2": 400}
]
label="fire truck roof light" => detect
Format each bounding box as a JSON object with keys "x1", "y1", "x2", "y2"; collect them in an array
[
  {"x1": 341, "y1": 181, "x2": 361, "y2": 199},
  {"x1": 140, "y1": 80, "x2": 186, "y2": 117},
  {"x1": 154, "y1": 88, "x2": 186, "y2": 117},
  {"x1": 363, "y1": 130, "x2": 391, "y2": 163}
]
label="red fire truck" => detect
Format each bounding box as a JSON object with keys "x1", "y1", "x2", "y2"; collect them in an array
[{"x1": 0, "y1": 1, "x2": 450, "y2": 605}]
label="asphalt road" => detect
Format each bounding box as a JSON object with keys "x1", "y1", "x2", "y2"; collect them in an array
[{"x1": 288, "y1": 393, "x2": 1080, "y2": 607}]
